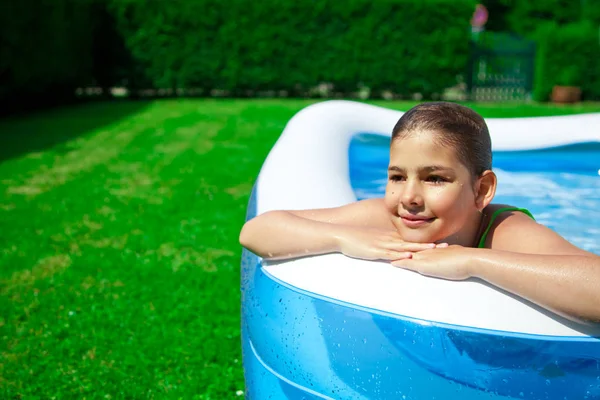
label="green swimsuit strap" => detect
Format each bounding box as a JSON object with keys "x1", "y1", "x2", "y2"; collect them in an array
[{"x1": 477, "y1": 207, "x2": 535, "y2": 248}]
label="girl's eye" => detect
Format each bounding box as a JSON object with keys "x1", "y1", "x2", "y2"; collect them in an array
[
  {"x1": 427, "y1": 175, "x2": 447, "y2": 184},
  {"x1": 389, "y1": 175, "x2": 405, "y2": 182}
]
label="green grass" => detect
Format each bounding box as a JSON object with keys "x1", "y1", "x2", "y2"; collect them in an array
[{"x1": 1, "y1": 98, "x2": 600, "y2": 398}]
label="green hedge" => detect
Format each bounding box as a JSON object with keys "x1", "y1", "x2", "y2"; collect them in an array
[
  {"x1": 0, "y1": 0, "x2": 99, "y2": 113},
  {"x1": 481, "y1": 0, "x2": 600, "y2": 101},
  {"x1": 108, "y1": 0, "x2": 476, "y2": 98},
  {"x1": 505, "y1": 0, "x2": 584, "y2": 37},
  {"x1": 533, "y1": 22, "x2": 600, "y2": 101},
  {"x1": 4, "y1": 0, "x2": 599, "y2": 107},
  {"x1": 1, "y1": 0, "x2": 477, "y2": 104},
  {"x1": 482, "y1": 0, "x2": 600, "y2": 38}
]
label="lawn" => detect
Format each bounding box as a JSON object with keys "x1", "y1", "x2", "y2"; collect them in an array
[{"x1": 1, "y1": 98, "x2": 600, "y2": 399}]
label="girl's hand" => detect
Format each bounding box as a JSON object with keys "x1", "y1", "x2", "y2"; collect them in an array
[
  {"x1": 391, "y1": 245, "x2": 474, "y2": 280},
  {"x1": 336, "y1": 227, "x2": 446, "y2": 261}
]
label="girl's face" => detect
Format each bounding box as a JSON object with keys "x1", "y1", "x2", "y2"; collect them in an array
[{"x1": 384, "y1": 131, "x2": 485, "y2": 245}]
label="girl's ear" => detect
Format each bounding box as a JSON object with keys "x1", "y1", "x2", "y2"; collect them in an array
[{"x1": 475, "y1": 170, "x2": 497, "y2": 210}]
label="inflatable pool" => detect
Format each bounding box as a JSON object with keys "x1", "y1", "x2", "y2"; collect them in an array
[{"x1": 240, "y1": 101, "x2": 600, "y2": 399}]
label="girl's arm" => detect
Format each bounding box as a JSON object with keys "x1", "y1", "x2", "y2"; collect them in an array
[
  {"x1": 470, "y1": 249, "x2": 600, "y2": 323},
  {"x1": 394, "y1": 212, "x2": 600, "y2": 323},
  {"x1": 475, "y1": 211, "x2": 600, "y2": 323},
  {"x1": 239, "y1": 209, "x2": 349, "y2": 260},
  {"x1": 239, "y1": 199, "x2": 439, "y2": 261}
]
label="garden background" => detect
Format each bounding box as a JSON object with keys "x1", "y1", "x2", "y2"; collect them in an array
[{"x1": 1, "y1": 0, "x2": 599, "y2": 398}]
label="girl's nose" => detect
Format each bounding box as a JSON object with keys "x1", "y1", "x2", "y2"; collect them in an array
[{"x1": 401, "y1": 180, "x2": 424, "y2": 208}]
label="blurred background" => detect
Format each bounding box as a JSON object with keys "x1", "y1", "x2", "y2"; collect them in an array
[
  {"x1": 0, "y1": 0, "x2": 599, "y2": 398},
  {"x1": 2, "y1": 0, "x2": 600, "y2": 110}
]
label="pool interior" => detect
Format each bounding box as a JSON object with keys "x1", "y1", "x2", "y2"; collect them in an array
[{"x1": 348, "y1": 133, "x2": 600, "y2": 255}]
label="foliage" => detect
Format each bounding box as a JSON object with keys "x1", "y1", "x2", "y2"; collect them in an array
[
  {"x1": 533, "y1": 21, "x2": 600, "y2": 101},
  {"x1": 0, "y1": 0, "x2": 99, "y2": 113},
  {"x1": 4, "y1": 0, "x2": 598, "y2": 106},
  {"x1": 107, "y1": 0, "x2": 476, "y2": 98},
  {"x1": 504, "y1": 0, "x2": 584, "y2": 37},
  {"x1": 481, "y1": 0, "x2": 598, "y2": 37}
]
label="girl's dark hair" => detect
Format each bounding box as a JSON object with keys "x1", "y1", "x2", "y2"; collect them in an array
[{"x1": 391, "y1": 102, "x2": 492, "y2": 177}]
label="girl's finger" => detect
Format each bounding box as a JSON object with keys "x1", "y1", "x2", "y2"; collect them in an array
[
  {"x1": 396, "y1": 242, "x2": 436, "y2": 252},
  {"x1": 383, "y1": 251, "x2": 413, "y2": 260}
]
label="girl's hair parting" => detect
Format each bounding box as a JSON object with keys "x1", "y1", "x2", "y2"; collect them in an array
[{"x1": 391, "y1": 102, "x2": 492, "y2": 177}]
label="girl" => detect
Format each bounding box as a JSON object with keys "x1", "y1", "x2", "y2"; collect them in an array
[{"x1": 239, "y1": 102, "x2": 600, "y2": 324}]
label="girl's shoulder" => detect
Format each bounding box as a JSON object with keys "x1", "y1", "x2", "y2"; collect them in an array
[
  {"x1": 483, "y1": 204, "x2": 535, "y2": 227},
  {"x1": 482, "y1": 204, "x2": 590, "y2": 256},
  {"x1": 358, "y1": 198, "x2": 395, "y2": 228},
  {"x1": 289, "y1": 197, "x2": 394, "y2": 230}
]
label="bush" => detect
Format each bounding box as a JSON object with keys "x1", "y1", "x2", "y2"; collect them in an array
[
  {"x1": 506, "y1": 0, "x2": 584, "y2": 37},
  {"x1": 2, "y1": 0, "x2": 477, "y2": 106},
  {"x1": 0, "y1": 0, "x2": 98, "y2": 113},
  {"x1": 483, "y1": 0, "x2": 597, "y2": 37},
  {"x1": 533, "y1": 21, "x2": 600, "y2": 101},
  {"x1": 108, "y1": 0, "x2": 476, "y2": 98}
]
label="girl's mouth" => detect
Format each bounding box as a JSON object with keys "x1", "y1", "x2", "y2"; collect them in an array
[{"x1": 400, "y1": 216, "x2": 436, "y2": 228}]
